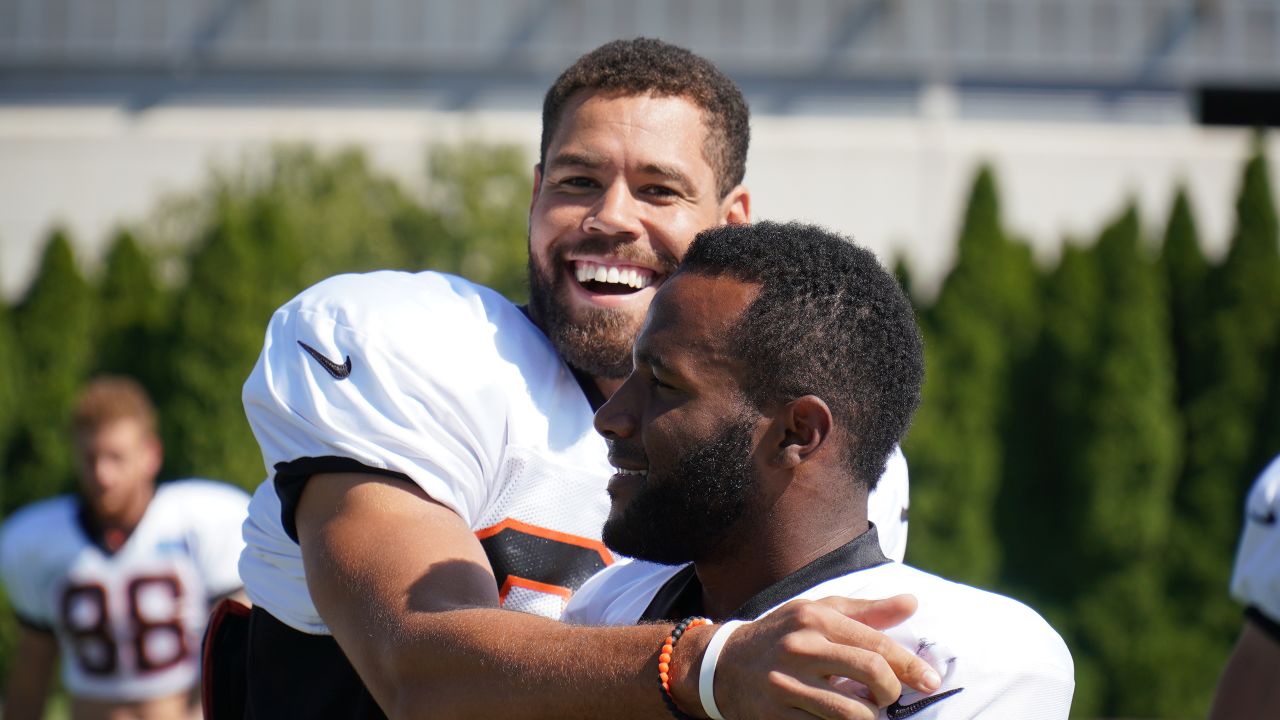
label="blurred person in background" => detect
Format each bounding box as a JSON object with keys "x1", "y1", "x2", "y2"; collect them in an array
[
  {"x1": 0, "y1": 376, "x2": 249, "y2": 720},
  {"x1": 228, "y1": 37, "x2": 933, "y2": 720},
  {"x1": 1207, "y1": 454, "x2": 1280, "y2": 719}
]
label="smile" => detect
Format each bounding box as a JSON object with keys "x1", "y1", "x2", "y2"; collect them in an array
[
  {"x1": 571, "y1": 260, "x2": 656, "y2": 292},
  {"x1": 613, "y1": 467, "x2": 648, "y2": 477}
]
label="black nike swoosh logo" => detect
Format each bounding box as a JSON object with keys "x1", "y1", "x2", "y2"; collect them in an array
[
  {"x1": 1248, "y1": 508, "x2": 1278, "y2": 526},
  {"x1": 297, "y1": 341, "x2": 352, "y2": 380},
  {"x1": 887, "y1": 687, "x2": 964, "y2": 719}
]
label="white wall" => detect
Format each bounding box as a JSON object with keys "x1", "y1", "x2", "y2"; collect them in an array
[{"x1": 1, "y1": 103, "x2": 1276, "y2": 299}]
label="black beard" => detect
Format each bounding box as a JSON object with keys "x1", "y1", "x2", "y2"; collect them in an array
[
  {"x1": 602, "y1": 419, "x2": 757, "y2": 565},
  {"x1": 527, "y1": 255, "x2": 637, "y2": 380}
]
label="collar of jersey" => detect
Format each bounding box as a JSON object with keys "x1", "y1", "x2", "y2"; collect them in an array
[{"x1": 639, "y1": 524, "x2": 890, "y2": 622}]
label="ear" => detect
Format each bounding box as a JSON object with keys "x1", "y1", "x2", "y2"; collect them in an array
[
  {"x1": 144, "y1": 434, "x2": 164, "y2": 478},
  {"x1": 771, "y1": 395, "x2": 832, "y2": 470},
  {"x1": 720, "y1": 184, "x2": 750, "y2": 225},
  {"x1": 530, "y1": 164, "x2": 544, "y2": 214}
]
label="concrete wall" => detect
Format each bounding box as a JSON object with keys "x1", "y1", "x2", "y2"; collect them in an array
[{"x1": 1, "y1": 102, "x2": 1277, "y2": 298}]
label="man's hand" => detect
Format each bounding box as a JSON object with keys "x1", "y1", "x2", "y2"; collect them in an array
[{"x1": 674, "y1": 595, "x2": 938, "y2": 720}]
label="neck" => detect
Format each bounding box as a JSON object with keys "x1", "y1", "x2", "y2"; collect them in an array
[
  {"x1": 693, "y1": 481, "x2": 868, "y2": 619},
  {"x1": 89, "y1": 487, "x2": 154, "y2": 551}
]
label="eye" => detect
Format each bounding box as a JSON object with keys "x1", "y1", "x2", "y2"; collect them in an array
[
  {"x1": 641, "y1": 184, "x2": 680, "y2": 200},
  {"x1": 649, "y1": 374, "x2": 676, "y2": 391},
  {"x1": 555, "y1": 176, "x2": 599, "y2": 190}
]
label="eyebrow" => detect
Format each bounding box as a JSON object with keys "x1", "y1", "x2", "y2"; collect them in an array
[
  {"x1": 635, "y1": 346, "x2": 675, "y2": 376},
  {"x1": 547, "y1": 152, "x2": 696, "y2": 192}
]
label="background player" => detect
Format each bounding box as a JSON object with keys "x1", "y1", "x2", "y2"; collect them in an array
[
  {"x1": 571, "y1": 221, "x2": 1074, "y2": 719},
  {"x1": 0, "y1": 376, "x2": 249, "y2": 720},
  {"x1": 236, "y1": 38, "x2": 934, "y2": 719},
  {"x1": 1207, "y1": 454, "x2": 1280, "y2": 719}
]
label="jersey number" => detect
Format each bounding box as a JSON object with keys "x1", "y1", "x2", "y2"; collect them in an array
[
  {"x1": 476, "y1": 518, "x2": 612, "y2": 608},
  {"x1": 61, "y1": 575, "x2": 188, "y2": 676}
]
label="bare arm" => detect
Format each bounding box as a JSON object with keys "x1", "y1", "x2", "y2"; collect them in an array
[
  {"x1": 297, "y1": 472, "x2": 940, "y2": 720},
  {"x1": 1208, "y1": 615, "x2": 1280, "y2": 720},
  {"x1": 2, "y1": 625, "x2": 57, "y2": 720}
]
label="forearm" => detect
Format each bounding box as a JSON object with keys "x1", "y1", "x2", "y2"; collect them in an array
[{"x1": 354, "y1": 607, "x2": 709, "y2": 720}]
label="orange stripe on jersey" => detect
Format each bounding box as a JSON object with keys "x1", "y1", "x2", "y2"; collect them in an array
[
  {"x1": 474, "y1": 517, "x2": 614, "y2": 565},
  {"x1": 497, "y1": 576, "x2": 575, "y2": 605}
]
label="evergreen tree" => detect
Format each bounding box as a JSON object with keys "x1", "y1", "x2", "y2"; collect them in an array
[
  {"x1": 4, "y1": 229, "x2": 96, "y2": 515},
  {"x1": 421, "y1": 142, "x2": 533, "y2": 302},
  {"x1": 1036, "y1": 207, "x2": 1182, "y2": 717},
  {"x1": 0, "y1": 290, "x2": 19, "y2": 517},
  {"x1": 905, "y1": 166, "x2": 1040, "y2": 586},
  {"x1": 96, "y1": 228, "x2": 171, "y2": 394},
  {"x1": 1176, "y1": 143, "x2": 1280, "y2": 643},
  {"x1": 891, "y1": 255, "x2": 915, "y2": 303},
  {"x1": 162, "y1": 191, "x2": 303, "y2": 490}
]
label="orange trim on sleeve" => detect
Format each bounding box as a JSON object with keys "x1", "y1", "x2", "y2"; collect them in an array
[{"x1": 474, "y1": 517, "x2": 614, "y2": 565}]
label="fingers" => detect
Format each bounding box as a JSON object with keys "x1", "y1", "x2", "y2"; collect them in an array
[
  {"x1": 815, "y1": 595, "x2": 941, "y2": 695},
  {"x1": 817, "y1": 594, "x2": 917, "y2": 630},
  {"x1": 712, "y1": 597, "x2": 940, "y2": 720},
  {"x1": 766, "y1": 672, "x2": 881, "y2": 720}
]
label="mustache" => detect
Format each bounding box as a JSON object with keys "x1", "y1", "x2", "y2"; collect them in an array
[
  {"x1": 553, "y1": 237, "x2": 680, "y2": 275},
  {"x1": 606, "y1": 439, "x2": 648, "y2": 468}
]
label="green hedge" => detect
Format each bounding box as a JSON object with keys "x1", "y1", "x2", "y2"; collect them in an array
[{"x1": 1, "y1": 139, "x2": 1276, "y2": 720}]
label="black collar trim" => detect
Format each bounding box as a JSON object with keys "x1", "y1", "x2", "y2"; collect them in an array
[{"x1": 639, "y1": 524, "x2": 890, "y2": 622}]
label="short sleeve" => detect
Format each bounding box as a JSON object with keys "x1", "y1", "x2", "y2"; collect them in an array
[
  {"x1": 0, "y1": 505, "x2": 58, "y2": 629},
  {"x1": 181, "y1": 481, "x2": 251, "y2": 598},
  {"x1": 869, "y1": 445, "x2": 909, "y2": 563},
  {"x1": 242, "y1": 272, "x2": 520, "y2": 541},
  {"x1": 1231, "y1": 456, "x2": 1280, "y2": 624}
]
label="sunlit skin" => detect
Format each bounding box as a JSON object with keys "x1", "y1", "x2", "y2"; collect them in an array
[
  {"x1": 595, "y1": 272, "x2": 872, "y2": 621},
  {"x1": 528, "y1": 91, "x2": 749, "y2": 395}
]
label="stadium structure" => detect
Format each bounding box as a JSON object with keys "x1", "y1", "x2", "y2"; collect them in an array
[{"x1": 1, "y1": 0, "x2": 1279, "y2": 295}]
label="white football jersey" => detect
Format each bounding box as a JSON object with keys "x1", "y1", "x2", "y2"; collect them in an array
[
  {"x1": 238, "y1": 271, "x2": 911, "y2": 633},
  {"x1": 565, "y1": 535, "x2": 1074, "y2": 720},
  {"x1": 1230, "y1": 455, "x2": 1280, "y2": 623},
  {"x1": 0, "y1": 480, "x2": 249, "y2": 701}
]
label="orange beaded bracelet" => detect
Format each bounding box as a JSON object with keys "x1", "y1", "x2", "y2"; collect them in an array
[{"x1": 658, "y1": 616, "x2": 712, "y2": 719}]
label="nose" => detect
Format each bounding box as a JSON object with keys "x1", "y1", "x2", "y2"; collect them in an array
[
  {"x1": 583, "y1": 180, "x2": 642, "y2": 237},
  {"x1": 594, "y1": 375, "x2": 640, "y2": 441}
]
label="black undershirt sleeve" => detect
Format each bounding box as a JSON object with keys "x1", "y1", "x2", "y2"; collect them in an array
[{"x1": 273, "y1": 456, "x2": 413, "y2": 543}]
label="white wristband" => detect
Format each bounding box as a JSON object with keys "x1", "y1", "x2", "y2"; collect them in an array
[{"x1": 699, "y1": 619, "x2": 747, "y2": 720}]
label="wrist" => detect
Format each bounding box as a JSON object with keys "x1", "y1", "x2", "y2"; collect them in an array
[{"x1": 668, "y1": 623, "x2": 714, "y2": 719}]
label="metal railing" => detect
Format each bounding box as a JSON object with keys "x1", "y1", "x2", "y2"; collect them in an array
[{"x1": 1, "y1": 0, "x2": 1277, "y2": 86}]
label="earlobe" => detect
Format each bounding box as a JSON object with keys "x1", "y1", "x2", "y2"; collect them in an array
[
  {"x1": 530, "y1": 164, "x2": 544, "y2": 213},
  {"x1": 721, "y1": 185, "x2": 751, "y2": 225},
  {"x1": 779, "y1": 395, "x2": 832, "y2": 467}
]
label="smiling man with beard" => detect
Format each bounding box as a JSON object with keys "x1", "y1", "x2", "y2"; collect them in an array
[
  {"x1": 227, "y1": 39, "x2": 935, "y2": 720},
  {"x1": 568, "y1": 222, "x2": 1075, "y2": 720}
]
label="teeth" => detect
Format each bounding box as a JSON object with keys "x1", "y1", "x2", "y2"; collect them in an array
[
  {"x1": 573, "y1": 261, "x2": 655, "y2": 290},
  {"x1": 615, "y1": 468, "x2": 648, "y2": 476}
]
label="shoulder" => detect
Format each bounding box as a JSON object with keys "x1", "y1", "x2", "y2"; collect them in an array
[
  {"x1": 1, "y1": 496, "x2": 78, "y2": 557},
  {"x1": 285, "y1": 270, "x2": 544, "y2": 352},
  {"x1": 1244, "y1": 456, "x2": 1280, "y2": 518},
  {"x1": 798, "y1": 564, "x2": 1073, "y2": 716},
  {"x1": 563, "y1": 559, "x2": 684, "y2": 626},
  {"x1": 0, "y1": 496, "x2": 80, "y2": 583},
  {"x1": 885, "y1": 564, "x2": 1071, "y2": 665},
  {"x1": 153, "y1": 480, "x2": 250, "y2": 520},
  {"x1": 1231, "y1": 455, "x2": 1280, "y2": 619},
  {"x1": 250, "y1": 269, "x2": 563, "y2": 411}
]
